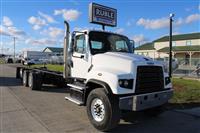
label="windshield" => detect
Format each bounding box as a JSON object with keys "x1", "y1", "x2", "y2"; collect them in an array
[{"x1": 89, "y1": 31, "x2": 132, "y2": 55}]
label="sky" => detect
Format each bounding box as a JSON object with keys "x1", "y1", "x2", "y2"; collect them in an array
[{"x1": 0, "y1": 0, "x2": 200, "y2": 54}]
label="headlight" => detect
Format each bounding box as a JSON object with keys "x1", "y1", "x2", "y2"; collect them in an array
[
  {"x1": 118, "y1": 79, "x2": 134, "y2": 89},
  {"x1": 165, "y1": 77, "x2": 171, "y2": 85}
]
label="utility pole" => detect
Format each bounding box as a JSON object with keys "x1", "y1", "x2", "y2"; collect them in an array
[
  {"x1": 13, "y1": 37, "x2": 16, "y2": 62},
  {"x1": 169, "y1": 13, "x2": 174, "y2": 78}
]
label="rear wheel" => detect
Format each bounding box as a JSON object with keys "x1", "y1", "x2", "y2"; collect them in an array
[
  {"x1": 86, "y1": 88, "x2": 120, "y2": 131},
  {"x1": 19, "y1": 68, "x2": 24, "y2": 79},
  {"x1": 23, "y1": 70, "x2": 29, "y2": 87},
  {"x1": 16, "y1": 67, "x2": 21, "y2": 79},
  {"x1": 28, "y1": 72, "x2": 42, "y2": 90}
]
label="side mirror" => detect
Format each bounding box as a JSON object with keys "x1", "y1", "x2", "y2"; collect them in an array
[{"x1": 130, "y1": 40, "x2": 135, "y2": 53}]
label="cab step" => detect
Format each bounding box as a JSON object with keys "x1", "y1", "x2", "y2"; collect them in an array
[
  {"x1": 67, "y1": 83, "x2": 85, "y2": 91},
  {"x1": 65, "y1": 95, "x2": 84, "y2": 105},
  {"x1": 67, "y1": 82, "x2": 86, "y2": 93}
]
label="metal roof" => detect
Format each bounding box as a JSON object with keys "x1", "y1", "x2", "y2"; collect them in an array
[
  {"x1": 158, "y1": 45, "x2": 200, "y2": 52},
  {"x1": 43, "y1": 47, "x2": 63, "y2": 53},
  {"x1": 154, "y1": 32, "x2": 200, "y2": 42},
  {"x1": 135, "y1": 42, "x2": 155, "y2": 50}
]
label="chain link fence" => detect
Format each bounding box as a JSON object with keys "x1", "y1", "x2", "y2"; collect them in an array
[{"x1": 172, "y1": 58, "x2": 200, "y2": 78}]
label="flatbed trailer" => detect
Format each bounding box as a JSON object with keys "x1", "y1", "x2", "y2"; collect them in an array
[{"x1": 16, "y1": 66, "x2": 66, "y2": 90}]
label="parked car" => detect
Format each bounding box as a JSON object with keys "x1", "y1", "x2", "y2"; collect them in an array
[
  {"x1": 49, "y1": 56, "x2": 63, "y2": 64},
  {"x1": 5, "y1": 56, "x2": 14, "y2": 63}
]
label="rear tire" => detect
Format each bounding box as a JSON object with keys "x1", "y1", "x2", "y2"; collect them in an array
[
  {"x1": 16, "y1": 67, "x2": 21, "y2": 79},
  {"x1": 19, "y1": 68, "x2": 24, "y2": 79},
  {"x1": 86, "y1": 88, "x2": 120, "y2": 131},
  {"x1": 28, "y1": 72, "x2": 42, "y2": 90},
  {"x1": 23, "y1": 70, "x2": 29, "y2": 87}
]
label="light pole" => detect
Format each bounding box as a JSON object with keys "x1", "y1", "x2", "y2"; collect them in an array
[
  {"x1": 13, "y1": 37, "x2": 16, "y2": 62},
  {"x1": 169, "y1": 13, "x2": 174, "y2": 78}
]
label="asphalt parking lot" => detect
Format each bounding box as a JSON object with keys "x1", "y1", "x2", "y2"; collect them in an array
[{"x1": 0, "y1": 64, "x2": 200, "y2": 133}]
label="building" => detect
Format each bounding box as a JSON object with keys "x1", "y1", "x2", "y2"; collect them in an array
[
  {"x1": 135, "y1": 32, "x2": 200, "y2": 66},
  {"x1": 43, "y1": 47, "x2": 63, "y2": 56}
]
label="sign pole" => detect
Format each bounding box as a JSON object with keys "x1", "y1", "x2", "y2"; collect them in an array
[{"x1": 169, "y1": 13, "x2": 174, "y2": 78}]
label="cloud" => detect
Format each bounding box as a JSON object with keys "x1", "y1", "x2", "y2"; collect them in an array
[
  {"x1": 136, "y1": 13, "x2": 199, "y2": 30},
  {"x1": 185, "y1": 14, "x2": 200, "y2": 24},
  {"x1": 33, "y1": 25, "x2": 41, "y2": 30},
  {"x1": 28, "y1": 16, "x2": 47, "y2": 30},
  {"x1": 73, "y1": 26, "x2": 95, "y2": 31},
  {"x1": 0, "y1": 24, "x2": 26, "y2": 38},
  {"x1": 41, "y1": 27, "x2": 64, "y2": 38},
  {"x1": 3, "y1": 16, "x2": 13, "y2": 27},
  {"x1": 132, "y1": 34, "x2": 148, "y2": 45},
  {"x1": 199, "y1": 5, "x2": 200, "y2": 10},
  {"x1": 25, "y1": 38, "x2": 57, "y2": 46},
  {"x1": 7, "y1": 27, "x2": 26, "y2": 36},
  {"x1": 115, "y1": 28, "x2": 124, "y2": 34},
  {"x1": 0, "y1": 25, "x2": 10, "y2": 36},
  {"x1": 38, "y1": 11, "x2": 57, "y2": 23},
  {"x1": 136, "y1": 17, "x2": 169, "y2": 29},
  {"x1": 54, "y1": 9, "x2": 81, "y2": 21}
]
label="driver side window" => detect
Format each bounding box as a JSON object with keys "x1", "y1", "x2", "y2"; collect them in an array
[
  {"x1": 115, "y1": 40, "x2": 128, "y2": 51},
  {"x1": 74, "y1": 35, "x2": 86, "y2": 54}
]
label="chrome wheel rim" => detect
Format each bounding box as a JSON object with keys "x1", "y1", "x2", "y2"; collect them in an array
[
  {"x1": 23, "y1": 73, "x2": 26, "y2": 84},
  {"x1": 20, "y1": 69, "x2": 23, "y2": 78},
  {"x1": 91, "y1": 98, "x2": 105, "y2": 122},
  {"x1": 28, "y1": 73, "x2": 32, "y2": 87}
]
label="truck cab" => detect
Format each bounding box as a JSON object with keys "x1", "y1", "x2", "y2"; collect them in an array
[{"x1": 65, "y1": 29, "x2": 173, "y2": 131}]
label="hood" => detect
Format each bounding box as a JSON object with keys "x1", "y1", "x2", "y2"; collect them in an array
[{"x1": 92, "y1": 52, "x2": 152, "y2": 73}]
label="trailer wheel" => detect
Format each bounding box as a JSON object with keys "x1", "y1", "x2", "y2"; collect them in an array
[
  {"x1": 28, "y1": 72, "x2": 42, "y2": 90},
  {"x1": 23, "y1": 70, "x2": 29, "y2": 87},
  {"x1": 86, "y1": 88, "x2": 120, "y2": 131},
  {"x1": 19, "y1": 68, "x2": 24, "y2": 79},
  {"x1": 16, "y1": 67, "x2": 21, "y2": 79}
]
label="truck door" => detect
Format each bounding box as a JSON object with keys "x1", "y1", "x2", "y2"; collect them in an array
[{"x1": 71, "y1": 34, "x2": 91, "y2": 78}]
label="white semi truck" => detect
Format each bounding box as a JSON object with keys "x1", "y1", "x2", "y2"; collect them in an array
[{"x1": 16, "y1": 3, "x2": 173, "y2": 131}]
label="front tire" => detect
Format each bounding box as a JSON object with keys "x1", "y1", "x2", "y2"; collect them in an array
[{"x1": 86, "y1": 88, "x2": 120, "y2": 131}]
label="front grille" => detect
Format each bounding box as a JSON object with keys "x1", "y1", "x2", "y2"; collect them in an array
[{"x1": 135, "y1": 66, "x2": 164, "y2": 94}]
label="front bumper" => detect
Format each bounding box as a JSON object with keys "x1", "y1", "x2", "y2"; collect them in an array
[{"x1": 119, "y1": 89, "x2": 173, "y2": 111}]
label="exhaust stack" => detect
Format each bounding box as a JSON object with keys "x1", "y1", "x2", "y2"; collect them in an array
[{"x1": 63, "y1": 21, "x2": 70, "y2": 79}]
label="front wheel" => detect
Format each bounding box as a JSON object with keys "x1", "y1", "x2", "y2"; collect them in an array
[{"x1": 86, "y1": 88, "x2": 120, "y2": 131}]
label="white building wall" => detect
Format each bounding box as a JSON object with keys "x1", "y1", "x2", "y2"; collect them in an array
[
  {"x1": 135, "y1": 38, "x2": 200, "y2": 59},
  {"x1": 154, "y1": 39, "x2": 200, "y2": 50}
]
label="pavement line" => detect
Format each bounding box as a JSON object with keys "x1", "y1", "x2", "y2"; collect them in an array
[
  {"x1": 0, "y1": 108, "x2": 25, "y2": 114},
  {"x1": 6, "y1": 86, "x2": 51, "y2": 133}
]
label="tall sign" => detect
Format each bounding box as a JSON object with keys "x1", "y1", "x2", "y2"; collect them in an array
[{"x1": 89, "y1": 3, "x2": 117, "y2": 29}]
